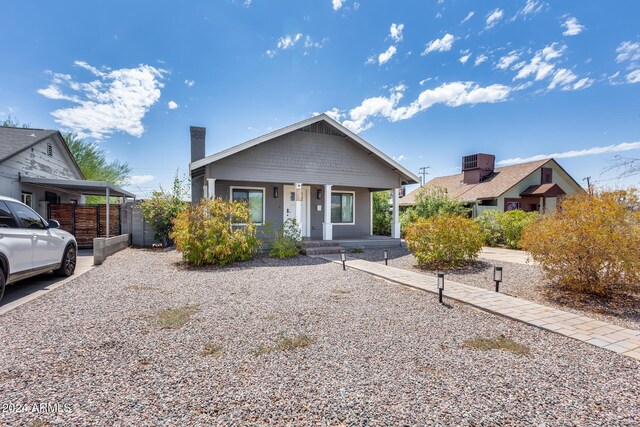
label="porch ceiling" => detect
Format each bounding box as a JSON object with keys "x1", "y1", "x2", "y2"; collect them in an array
[{"x1": 19, "y1": 177, "x2": 135, "y2": 198}]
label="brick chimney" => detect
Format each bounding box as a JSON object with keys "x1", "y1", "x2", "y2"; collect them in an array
[
  {"x1": 462, "y1": 153, "x2": 495, "y2": 184},
  {"x1": 190, "y1": 126, "x2": 206, "y2": 163}
]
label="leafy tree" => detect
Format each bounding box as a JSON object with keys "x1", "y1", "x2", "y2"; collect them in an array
[
  {"x1": 1, "y1": 114, "x2": 30, "y2": 128},
  {"x1": 63, "y1": 133, "x2": 131, "y2": 185},
  {"x1": 371, "y1": 190, "x2": 391, "y2": 236},
  {"x1": 412, "y1": 186, "x2": 470, "y2": 218},
  {"x1": 140, "y1": 173, "x2": 189, "y2": 246},
  {"x1": 521, "y1": 190, "x2": 640, "y2": 296}
]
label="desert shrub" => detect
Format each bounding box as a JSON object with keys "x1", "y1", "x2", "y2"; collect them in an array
[
  {"x1": 405, "y1": 215, "x2": 483, "y2": 268},
  {"x1": 267, "y1": 218, "x2": 301, "y2": 259},
  {"x1": 412, "y1": 186, "x2": 470, "y2": 219},
  {"x1": 498, "y1": 210, "x2": 539, "y2": 249},
  {"x1": 140, "y1": 174, "x2": 189, "y2": 246},
  {"x1": 372, "y1": 190, "x2": 391, "y2": 236},
  {"x1": 521, "y1": 190, "x2": 640, "y2": 296},
  {"x1": 170, "y1": 198, "x2": 261, "y2": 266},
  {"x1": 475, "y1": 210, "x2": 503, "y2": 246}
]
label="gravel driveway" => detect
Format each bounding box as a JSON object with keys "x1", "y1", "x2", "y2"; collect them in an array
[
  {"x1": 1, "y1": 248, "x2": 638, "y2": 426},
  {"x1": 352, "y1": 247, "x2": 640, "y2": 331}
]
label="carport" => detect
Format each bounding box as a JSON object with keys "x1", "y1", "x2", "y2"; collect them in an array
[{"x1": 18, "y1": 177, "x2": 135, "y2": 246}]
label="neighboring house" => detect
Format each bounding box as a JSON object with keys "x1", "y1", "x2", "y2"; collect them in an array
[
  {"x1": 0, "y1": 126, "x2": 135, "y2": 245},
  {"x1": 189, "y1": 114, "x2": 419, "y2": 241},
  {"x1": 400, "y1": 153, "x2": 584, "y2": 217}
]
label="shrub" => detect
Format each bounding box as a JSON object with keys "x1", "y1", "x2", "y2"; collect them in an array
[
  {"x1": 140, "y1": 174, "x2": 189, "y2": 246},
  {"x1": 412, "y1": 186, "x2": 470, "y2": 219},
  {"x1": 372, "y1": 190, "x2": 391, "y2": 236},
  {"x1": 170, "y1": 198, "x2": 261, "y2": 266},
  {"x1": 405, "y1": 215, "x2": 483, "y2": 268},
  {"x1": 267, "y1": 218, "x2": 301, "y2": 259},
  {"x1": 475, "y1": 210, "x2": 503, "y2": 246},
  {"x1": 521, "y1": 190, "x2": 640, "y2": 296}
]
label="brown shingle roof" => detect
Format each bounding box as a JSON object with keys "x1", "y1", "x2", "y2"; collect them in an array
[{"x1": 400, "y1": 159, "x2": 550, "y2": 206}]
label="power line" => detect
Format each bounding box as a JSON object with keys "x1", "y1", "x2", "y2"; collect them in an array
[{"x1": 419, "y1": 166, "x2": 430, "y2": 185}]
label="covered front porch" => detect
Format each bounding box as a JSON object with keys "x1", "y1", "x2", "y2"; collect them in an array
[{"x1": 205, "y1": 179, "x2": 404, "y2": 242}]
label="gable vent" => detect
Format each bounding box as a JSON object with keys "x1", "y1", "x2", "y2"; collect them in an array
[
  {"x1": 299, "y1": 121, "x2": 343, "y2": 136},
  {"x1": 47, "y1": 143, "x2": 53, "y2": 156}
]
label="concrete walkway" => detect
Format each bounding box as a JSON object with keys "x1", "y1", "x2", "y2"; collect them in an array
[
  {"x1": 479, "y1": 246, "x2": 537, "y2": 265},
  {"x1": 0, "y1": 251, "x2": 94, "y2": 316},
  {"x1": 319, "y1": 254, "x2": 640, "y2": 361}
]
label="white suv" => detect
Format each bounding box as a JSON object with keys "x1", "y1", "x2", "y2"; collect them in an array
[{"x1": 0, "y1": 195, "x2": 77, "y2": 303}]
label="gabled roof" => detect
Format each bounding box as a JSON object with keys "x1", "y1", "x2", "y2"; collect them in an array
[
  {"x1": 400, "y1": 159, "x2": 552, "y2": 206},
  {"x1": 189, "y1": 114, "x2": 420, "y2": 184},
  {"x1": 0, "y1": 127, "x2": 85, "y2": 179},
  {"x1": 520, "y1": 183, "x2": 566, "y2": 197}
]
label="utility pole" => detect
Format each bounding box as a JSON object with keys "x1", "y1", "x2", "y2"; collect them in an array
[
  {"x1": 419, "y1": 166, "x2": 430, "y2": 186},
  {"x1": 583, "y1": 176, "x2": 592, "y2": 195}
]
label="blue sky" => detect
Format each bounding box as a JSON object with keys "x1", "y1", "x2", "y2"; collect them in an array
[{"x1": 1, "y1": 0, "x2": 639, "y2": 195}]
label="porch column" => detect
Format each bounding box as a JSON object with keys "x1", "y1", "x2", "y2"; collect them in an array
[
  {"x1": 105, "y1": 187, "x2": 110, "y2": 238},
  {"x1": 294, "y1": 183, "x2": 303, "y2": 234},
  {"x1": 322, "y1": 184, "x2": 332, "y2": 240},
  {"x1": 391, "y1": 187, "x2": 400, "y2": 239},
  {"x1": 207, "y1": 178, "x2": 216, "y2": 199}
]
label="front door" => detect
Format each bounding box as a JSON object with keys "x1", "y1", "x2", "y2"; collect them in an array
[{"x1": 283, "y1": 185, "x2": 310, "y2": 237}]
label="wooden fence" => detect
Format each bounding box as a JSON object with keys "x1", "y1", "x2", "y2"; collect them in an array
[{"x1": 50, "y1": 203, "x2": 121, "y2": 248}]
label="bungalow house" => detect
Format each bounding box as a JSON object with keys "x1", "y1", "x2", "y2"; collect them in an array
[
  {"x1": 0, "y1": 126, "x2": 135, "y2": 246},
  {"x1": 400, "y1": 153, "x2": 584, "y2": 217},
  {"x1": 188, "y1": 114, "x2": 419, "y2": 246}
]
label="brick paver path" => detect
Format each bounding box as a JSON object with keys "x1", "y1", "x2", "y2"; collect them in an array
[{"x1": 319, "y1": 254, "x2": 640, "y2": 361}]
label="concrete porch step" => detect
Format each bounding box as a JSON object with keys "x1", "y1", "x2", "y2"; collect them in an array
[
  {"x1": 302, "y1": 245, "x2": 345, "y2": 255},
  {"x1": 301, "y1": 240, "x2": 342, "y2": 248}
]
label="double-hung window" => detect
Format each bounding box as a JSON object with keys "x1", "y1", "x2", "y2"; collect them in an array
[
  {"x1": 231, "y1": 187, "x2": 265, "y2": 224},
  {"x1": 331, "y1": 192, "x2": 354, "y2": 224}
]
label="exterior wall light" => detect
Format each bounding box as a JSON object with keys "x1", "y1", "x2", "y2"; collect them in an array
[
  {"x1": 437, "y1": 272, "x2": 445, "y2": 304},
  {"x1": 340, "y1": 250, "x2": 346, "y2": 270},
  {"x1": 383, "y1": 249, "x2": 388, "y2": 265},
  {"x1": 317, "y1": 189, "x2": 322, "y2": 199},
  {"x1": 273, "y1": 187, "x2": 279, "y2": 199},
  {"x1": 494, "y1": 266, "x2": 503, "y2": 292}
]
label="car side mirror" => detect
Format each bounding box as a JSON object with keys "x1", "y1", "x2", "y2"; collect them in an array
[{"x1": 48, "y1": 219, "x2": 60, "y2": 229}]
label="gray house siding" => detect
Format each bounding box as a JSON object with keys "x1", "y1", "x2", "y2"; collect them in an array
[
  {"x1": 214, "y1": 180, "x2": 372, "y2": 239},
  {"x1": 206, "y1": 130, "x2": 402, "y2": 189}
]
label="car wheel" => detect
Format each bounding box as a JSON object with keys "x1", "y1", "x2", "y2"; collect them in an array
[{"x1": 54, "y1": 245, "x2": 76, "y2": 277}]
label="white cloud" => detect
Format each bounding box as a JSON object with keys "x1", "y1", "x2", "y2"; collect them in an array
[
  {"x1": 393, "y1": 154, "x2": 406, "y2": 161},
  {"x1": 459, "y1": 54, "x2": 471, "y2": 64},
  {"x1": 498, "y1": 141, "x2": 640, "y2": 166},
  {"x1": 378, "y1": 45, "x2": 397, "y2": 65},
  {"x1": 562, "y1": 17, "x2": 585, "y2": 36},
  {"x1": 627, "y1": 70, "x2": 640, "y2": 84},
  {"x1": 184, "y1": 79, "x2": 195, "y2": 87},
  {"x1": 332, "y1": 0, "x2": 343, "y2": 10},
  {"x1": 265, "y1": 49, "x2": 276, "y2": 58},
  {"x1": 485, "y1": 8, "x2": 504, "y2": 29},
  {"x1": 337, "y1": 81, "x2": 511, "y2": 133},
  {"x1": 474, "y1": 54, "x2": 488, "y2": 66},
  {"x1": 128, "y1": 175, "x2": 155, "y2": 186},
  {"x1": 389, "y1": 23, "x2": 405, "y2": 43},
  {"x1": 616, "y1": 41, "x2": 640, "y2": 65},
  {"x1": 514, "y1": 42, "x2": 566, "y2": 81},
  {"x1": 496, "y1": 51, "x2": 520, "y2": 69},
  {"x1": 547, "y1": 68, "x2": 577, "y2": 90},
  {"x1": 38, "y1": 61, "x2": 165, "y2": 139},
  {"x1": 422, "y1": 33, "x2": 455, "y2": 55},
  {"x1": 461, "y1": 11, "x2": 474, "y2": 24},
  {"x1": 304, "y1": 35, "x2": 328, "y2": 49},
  {"x1": 278, "y1": 33, "x2": 302, "y2": 49},
  {"x1": 572, "y1": 77, "x2": 594, "y2": 90},
  {"x1": 167, "y1": 100, "x2": 178, "y2": 109},
  {"x1": 512, "y1": 0, "x2": 545, "y2": 21}
]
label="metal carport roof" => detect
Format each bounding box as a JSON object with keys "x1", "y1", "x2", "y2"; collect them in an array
[{"x1": 19, "y1": 177, "x2": 136, "y2": 198}]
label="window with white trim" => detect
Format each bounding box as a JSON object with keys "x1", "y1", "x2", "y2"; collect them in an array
[
  {"x1": 331, "y1": 192, "x2": 354, "y2": 224},
  {"x1": 231, "y1": 187, "x2": 265, "y2": 224}
]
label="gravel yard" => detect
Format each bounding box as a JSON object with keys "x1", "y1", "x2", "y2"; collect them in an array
[
  {"x1": 353, "y1": 247, "x2": 640, "y2": 331},
  {"x1": 1, "y1": 248, "x2": 639, "y2": 425}
]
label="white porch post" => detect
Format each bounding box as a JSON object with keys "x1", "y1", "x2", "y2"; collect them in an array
[
  {"x1": 322, "y1": 184, "x2": 332, "y2": 240},
  {"x1": 207, "y1": 178, "x2": 216, "y2": 199},
  {"x1": 105, "y1": 187, "x2": 110, "y2": 238},
  {"x1": 391, "y1": 187, "x2": 401, "y2": 239},
  {"x1": 294, "y1": 183, "x2": 303, "y2": 234}
]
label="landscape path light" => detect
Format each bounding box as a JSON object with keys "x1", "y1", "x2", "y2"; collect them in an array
[
  {"x1": 340, "y1": 250, "x2": 346, "y2": 271},
  {"x1": 383, "y1": 249, "x2": 388, "y2": 265},
  {"x1": 494, "y1": 266, "x2": 503, "y2": 292},
  {"x1": 437, "y1": 272, "x2": 445, "y2": 304}
]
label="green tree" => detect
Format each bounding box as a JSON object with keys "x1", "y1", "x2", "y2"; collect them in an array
[
  {"x1": 371, "y1": 190, "x2": 391, "y2": 236},
  {"x1": 63, "y1": 133, "x2": 131, "y2": 185},
  {"x1": 1, "y1": 114, "x2": 30, "y2": 128},
  {"x1": 412, "y1": 186, "x2": 470, "y2": 218},
  {"x1": 140, "y1": 173, "x2": 190, "y2": 246}
]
